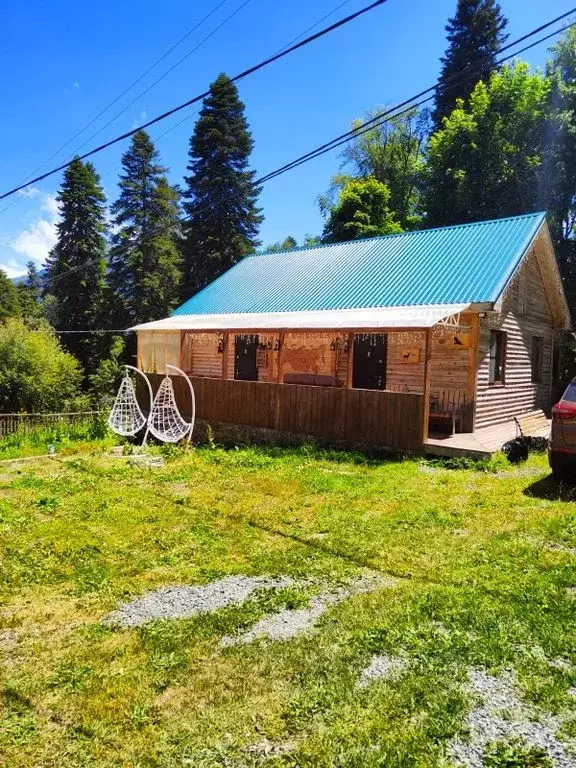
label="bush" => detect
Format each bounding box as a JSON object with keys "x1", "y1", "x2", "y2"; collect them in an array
[{"x1": 0, "y1": 319, "x2": 86, "y2": 412}]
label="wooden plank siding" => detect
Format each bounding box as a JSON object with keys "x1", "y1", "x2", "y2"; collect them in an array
[
  {"x1": 142, "y1": 374, "x2": 425, "y2": 450},
  {"x1": 475, "y1": 249, "x2": 554, "y2": 428}
]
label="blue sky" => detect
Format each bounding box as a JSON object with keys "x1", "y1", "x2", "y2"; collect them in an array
[{"x1": 0, "y1": 0, "x2": 572, "y2": 277}]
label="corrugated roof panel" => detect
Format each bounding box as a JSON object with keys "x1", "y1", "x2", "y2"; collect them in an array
[{"x1": 173, "y1": 212, "x2": 546, "y2": 316}]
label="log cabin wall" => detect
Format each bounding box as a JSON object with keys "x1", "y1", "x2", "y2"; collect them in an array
[
  {"x1": 181, "y1": 332, "x2": 221, "y2": 378},
  {"x1": 430, "y1": 320, "x2": 472, "y2": 394},
  {"x1": 475, "y1": 250, "x2": 554, "y2": 429},
  {"x1": 281, "y1": 332, "x2": 339, "y2": 381},
  {"x1": 385, "y1": 331, "x2": 426, "y2": 393}
]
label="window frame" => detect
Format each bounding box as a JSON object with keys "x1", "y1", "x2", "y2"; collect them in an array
[{"x1": 489, "y1": 330, "x2": 507, "y2": 386}]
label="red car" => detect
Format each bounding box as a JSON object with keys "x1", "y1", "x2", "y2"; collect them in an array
[{"x1": 549, "y1": 377, "x2": 576, "y2": 480}]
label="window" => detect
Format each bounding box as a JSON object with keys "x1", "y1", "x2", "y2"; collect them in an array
[
  {"x1": 531, "y1": 336, "x2": 544, "y2": 384},
  {"x1": 489, "y1": 330, "x2": 506, "y2": 385}
]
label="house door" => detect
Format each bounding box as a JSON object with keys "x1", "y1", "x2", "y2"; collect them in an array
[
  {"x1": 235, "y1": 334, "x2": 259, "y2": 381},
  {"x1": 353, "y1": 333, "x2": 387, "y2": 390}
]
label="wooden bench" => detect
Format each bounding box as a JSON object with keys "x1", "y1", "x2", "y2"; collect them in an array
[
  {"x1": 514, "y1": 409, "x2": 550, "y2": 439},
  {"x1": 429, "y1": 388, "x2": 468, "y2": 435}
]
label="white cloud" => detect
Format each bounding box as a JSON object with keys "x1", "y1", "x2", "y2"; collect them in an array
[
  {"x1": 0, "y1": 260, "x2": 26, "y2": 279},
  {"x1": 17, "y1": 186, "x2": 40, "y2": 199},
  {"x1": 131, "y1": 110, "x2": 147, "y2": 129},
  {"x1": 10, "y1": 192, "x2": 59, "y2": 266}
]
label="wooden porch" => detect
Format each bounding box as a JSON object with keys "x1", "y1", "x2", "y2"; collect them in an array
[
  {"x1": 425, "y1": 421, "x2": 520, "y2": 459},
  {"x1": 143, "y1": 375, "x2": 426, "y2": 451},
  {"x1": 135, "y1": 312, "x2": 491, "y2": 454}
]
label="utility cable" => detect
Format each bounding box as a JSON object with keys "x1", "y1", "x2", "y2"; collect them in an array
[{"x1": 0, "y1": 0, "x2": 389, "y2": 201}]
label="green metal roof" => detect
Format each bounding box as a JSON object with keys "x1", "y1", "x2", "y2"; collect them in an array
[{"x1": 173, "y1": 212, "x2": 547, "y2": 316}]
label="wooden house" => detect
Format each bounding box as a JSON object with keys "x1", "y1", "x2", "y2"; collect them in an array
[{"x1": 133, "y1": 212, "x2": 571, "y2": 456}]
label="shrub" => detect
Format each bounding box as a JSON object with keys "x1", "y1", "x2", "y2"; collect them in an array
[{"x1": 0, "y1": 319, "x2": 85, "y2": 412}]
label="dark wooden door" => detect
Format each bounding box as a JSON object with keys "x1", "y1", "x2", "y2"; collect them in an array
[
  {"x1": 353, "y1": 333, "x2": 387, "y2": 390},
  {"x1": 235, "y1": 334, "x2": 259, "y2": 381}
]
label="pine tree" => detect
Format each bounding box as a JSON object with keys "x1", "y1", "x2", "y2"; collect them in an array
[
  {"x1": 433, "y1": 0, "x2": 508, "y2": 129},
  {"x1": 0, "y1": 269, "x2": 20, "y2": 321},
  {"x1": 108, "y1": 131, "x2": 181, "y2": 327},
  {"x1": 181, "y1": 73, "x2": 263, "y2": 299},
  {"x1": 17, "y1": 261, "x2": 43, "y2": 320},
  {"x1": 44, "y1": 158, "x2": 107, "y2": 375}
]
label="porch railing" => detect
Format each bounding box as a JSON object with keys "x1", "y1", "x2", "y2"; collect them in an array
[{"x1": 142, "y1": 375, "x2": 425, "y2": 450}]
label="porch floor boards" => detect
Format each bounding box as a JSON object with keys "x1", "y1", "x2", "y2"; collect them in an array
[{"x1": 424, "y1": 419, "x2": 550, "y2": 459}]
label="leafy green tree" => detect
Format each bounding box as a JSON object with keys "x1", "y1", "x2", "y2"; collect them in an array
[
  {"x1": 89, "y1": 335, "x2": 125, "y2": 407},
  {"x1": 425, "y1": 63, "x2": 551, "y2": 227},
  {"x1": 265, "y1": 236, "x2": 297, "y2": 252},
  {"x1": 44, "y1": 158, "x2": 108, "y2": 375},
  {"x1": 545, "y1": 27, "x2": 576, "y2": 315},
  {"x1": 322, "y1": 178, "x2": 403, "y2": 243},
  {"x1": 0, "y1": 269, "x2": 21, "y2": 321},
  {"x1": 433, "y1": 0, "x2": 508, "y2": 129},
  {"x1": 0, "y1": 319, "x2": 84, "y2": 412},
  {"x1": 181, "y1": 73, "x2": 263, "y2": 298},
  {"x1": 333, "y1": 108, "x2": 427, "y2": 230},
  {"x1": 108, "y1": 131, "x2": 181, "y2": 327},
  {"x1": 17, "y1": 261, "x2": 43, "y2": 320}
]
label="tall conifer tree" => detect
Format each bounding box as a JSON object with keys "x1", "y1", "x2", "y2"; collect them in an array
[
  {"x1": 181, "y1": 73, "x2": 262, "y2": 299},
  {"x1": 44, "y1": 158, "x2": 107, "y2": 374},
  {"x1": 17, "y1": 261, "x2": 43, "y2": 319},
  {"x1": 433, "y1": 0, "x2": 508, "y2": 129},
  {"x1": 108, "y1": 130, "x2": 181, "y2": 326}
]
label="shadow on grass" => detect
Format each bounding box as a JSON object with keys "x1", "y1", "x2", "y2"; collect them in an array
[{"x1": 523, "y1": 474, "x2": 576, "y2": 501}]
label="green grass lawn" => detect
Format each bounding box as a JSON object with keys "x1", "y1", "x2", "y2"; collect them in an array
[{"x1": 2, "y1": 441, "x2": 576, "y2": 767}]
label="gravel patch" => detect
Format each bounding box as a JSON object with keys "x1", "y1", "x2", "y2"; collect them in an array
[
  {"x1": 246, "y1": 737, "x2": 297, "y2": 759},
  {"x1": 221, "y1": 573, "x2": 395, "y2": 646},
  {"x1": 551, "y1": 658, "x2": 574, "y2": 674},
  {"x1": 448, "y1": 669, "x2": 576, "y2": 768},
  {"x1": 129, "y1": 455, "x2": 165, "y2": 468},
  {"x1": 359, "y1": 653, "x2": 408, "y2": 686},
  {"x1": 104, "y1": 575, "x2": 294, "y2": 628}
]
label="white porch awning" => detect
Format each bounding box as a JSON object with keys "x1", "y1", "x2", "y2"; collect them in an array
[{"x1": 131, "y1": 304, "x2": 470, "y2": 332}]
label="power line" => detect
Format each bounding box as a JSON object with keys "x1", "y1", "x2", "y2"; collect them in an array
[
  {"x1": 38, "y1": 8, "x2": 575, "y2": 306},
  {"x1": 0, "y1": 0, "x2": 232, "y2": 217},
  {"x1": 69, "y1": 0, "x2": 253, "y2": 159},
  {"x1": 149, "y1": 0, "x2": 359, "y2": 152},
  {"x1": 257, "y1": 9, "x2": 576, "y2": 184},
  {"x1": 0, "y1": 0, "x2": 389, "y2": 202}
]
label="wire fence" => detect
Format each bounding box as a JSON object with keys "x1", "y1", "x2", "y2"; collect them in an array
[{"x1": 0, "y1": 411, "x2": 102, "y2": 439}]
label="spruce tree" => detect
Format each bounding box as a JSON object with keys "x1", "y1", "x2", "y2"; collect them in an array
[
  {"x1": 108, "y1": 130, "x2": 181, "y2": 327},
  {"x1": 17, "y1": 261, "x2": 43, "y2": 320},
  {"x1": 433, "y1": 0, "x2": 508, "y2": 129},
  {"x1": 181, "y1": 73, "x2": 263, "y2": 299},
  {"x1": 44, "y1": 158, "x2": 107, "y2": 375}
]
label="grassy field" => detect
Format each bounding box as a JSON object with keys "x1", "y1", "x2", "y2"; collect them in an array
[{"x1": 2, "y1": 440, "x2": 576, "y2": 767}]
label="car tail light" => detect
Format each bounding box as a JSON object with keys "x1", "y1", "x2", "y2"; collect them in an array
[{"x1": 552, "y1": 402, "x2": 576, "y2": 419}]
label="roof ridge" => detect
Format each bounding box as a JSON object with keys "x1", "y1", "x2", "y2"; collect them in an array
[{"x1": 248, "y1": 212, "x2": 546, "y2": 259}]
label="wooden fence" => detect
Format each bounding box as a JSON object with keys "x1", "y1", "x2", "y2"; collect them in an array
[
  {"x1": 143, "y1": 375, "x2": 424, "y2": 450},
  {"x1": 0, "y1": 411, "x2": 100, "y2": 439}
]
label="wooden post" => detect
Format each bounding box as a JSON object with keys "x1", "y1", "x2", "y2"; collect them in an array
[
  {"x1": 422, "y1": 328, "x2": 432, "y2": 444},
  {"x1": 466, "y1": 314, "x2": 480, "y2": 431},
  {"x1": 346, "y1": 332, "x2": 354, "y2": 388},
  {"x1": 222, "y1": 332, "x2": 230, "y2": 380},
  {"x1": 276, "y1": 332, "x2": 285, "y2": 384},
  {"x1": 179, "y1": 331, "x2": 186, "y2": 372}
]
